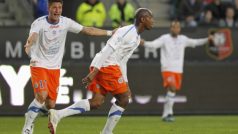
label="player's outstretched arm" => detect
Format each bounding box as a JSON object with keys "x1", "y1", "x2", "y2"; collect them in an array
[
  {"x1": 24, "y1": 32, "x2": 38, "y2": 56},
  {"x1": 141, "y1": 36, "x2": 164, "y2": 48},
  {"x1": 81, "y1": 26, "x2": 113, "y2": 36},
  {"x1": 186, "y1": 37, "x2": 212, "y2": 48}
]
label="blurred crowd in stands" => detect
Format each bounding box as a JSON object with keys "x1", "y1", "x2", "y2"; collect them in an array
[
  {"x1": 74, "y1": 0, "x2": 135, "y2": 28},
  {"x1": 2, "y1": 0, "x2": 238, "y2": 28},
  {"x1": 169, "y1": 0, "x2": 238, "y2": 27},
  {"x1": 33, "y1": 0, "x2": 135, "y2": 28}
]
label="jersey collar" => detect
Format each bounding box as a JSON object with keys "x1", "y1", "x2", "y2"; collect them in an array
[{"x1": 46, "y1": 16, "x2": 60, "y2": 25}]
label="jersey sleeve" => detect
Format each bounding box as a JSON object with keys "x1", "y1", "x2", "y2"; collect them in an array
[
  {"x1": 107, "y1": 30, "x2": 124, "y2": 50},
  {"x1": 92, "y1": 45, "x2": 114, "y2": 69},
  {"x1": 29, "y1": 20, "x2": 41, "y2": 34},
  {"x1": 185, "y1": 36, "x2": 208, "y2": 48},
  {"x1": 67, "y1": 18, "x2": 83, "y2": 33},
  {"x1": 120, "y1": 56, "x2": 129, "y2": 82},
  {"x1": 144, "y1": 35, "x2": 164, "y2": 48}
]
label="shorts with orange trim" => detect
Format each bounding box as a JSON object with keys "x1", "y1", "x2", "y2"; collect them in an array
[
  {"x1": 30, "y1": 66, "x2": 60, "y2": 101},
  {"x1": 162, "y1": 71, "x2": 183, "y2": 90},
  {"x1": 88, "y1": 65, "x2": 128, "y2": 95}
]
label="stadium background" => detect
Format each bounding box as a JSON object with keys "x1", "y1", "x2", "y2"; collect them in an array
[{"x1": 0, "y1": 0, "x2": 238, "y2": 116}]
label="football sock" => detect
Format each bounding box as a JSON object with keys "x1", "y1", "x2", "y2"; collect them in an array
[
  {"x1": 23, "y1": 99, "x2": 43, "y2": 129},
  {"x1": 162, "y1": 91, "x2": 175, "y2": 118},
  {"x1": 57, "y1": 99, "x2": 90, "y2": 119},
  {"x1": 167, "y1": 91, "x2": 175, "y2": 115},
  {"x1": 39, "y1": 103, "x2": 48, "y2": 115},
  {"x1": 101, "y1": 103, "x2": 125, "y2": 134}
]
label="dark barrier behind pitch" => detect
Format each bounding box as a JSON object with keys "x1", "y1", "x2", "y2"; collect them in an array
[{"x1": 0, "y1": 27, "x2": 237, "y2": 115}]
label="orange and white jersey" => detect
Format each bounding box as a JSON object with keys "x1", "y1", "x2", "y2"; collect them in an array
[
  {"x1": 29, "y1": 16, "x2": 83, "y2": 69},
  {"x1": 144, "y1": 34, "x2": 208, "y2": 73},
  {"x1": 91, "y1": 25, "x2": 140, "y2": 82}
]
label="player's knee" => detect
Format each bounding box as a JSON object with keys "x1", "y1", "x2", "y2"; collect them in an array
[
  {"x1": 89, "y1": 100, "x2": 103, "y2": 110},
  {"x1": 35, "y1": 95, "x2": 47, "y2": 104},
  {"x1": 44, "y1": 99, "x2": 56, "y2": 109},
  {"x1": 35, "y1": 91, "x2": 48, "y2": 103},
  {"x1": 45, "y1": 103, "x2": 55, "y2": 109},
  {"x1": 90, "y1": 101, "x2": 103, "y2": 109},
  {"x1": 116, "y1": 97, "x2": 129, "y2": 108},
  {"x1": 167, "y1": 86, "x2": 176, "y2": 92}
]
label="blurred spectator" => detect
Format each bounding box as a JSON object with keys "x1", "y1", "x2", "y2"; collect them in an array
[
  {"x1": 76, "y1": 0, "x2": 106, "y2": 27},
  {"x1": 109, "y1": 0, "x2": 135, "y2": 27},
  {"x1": 33, "y1": 0, "x2": 48, "y2": 19},
  {"x1": 205, "y1": 0, "x2": 226, "y2": 20},
  {"x1": 178, "y1": 0, "x2": 203, "y2": 27},
  {"x1": 219, "y1": 6, "x2": 237, "y2": 27},
  {"x1": 199, "y1": 9, "x2": 218, "y2": 27},
  {"x1": 233, "y1": 0, "x2": 238, "y2": 20},
  {"x1": 169, "y1": 0, "x2": 183, "y2": 20},
  {"x1": 203, "y1": 0, "x2": 214, "y2": 5}
]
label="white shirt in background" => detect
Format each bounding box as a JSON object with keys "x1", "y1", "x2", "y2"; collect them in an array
[{"x1": 144, "y1": 34, "x2": 208, "y2": 73}]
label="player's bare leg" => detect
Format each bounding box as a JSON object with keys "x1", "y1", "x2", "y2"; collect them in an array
[
  {"x1": 162, "y1": 87, "x2": 176, "y2": 122},
  {"x1": 101, "y1": 91, "x2": 130, "y2": 134},
  {"x1": 22, "y1": 91, "x2": 48, "y2": 134}
]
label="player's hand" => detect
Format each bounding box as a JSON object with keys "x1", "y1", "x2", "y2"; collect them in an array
[
  {"x1": 140, "y1": 39, "x2": 145, "y2": 46},
  {"x1": 24, "y1": 43, "x2": 31, "y2": 56},
  {"x1": 112, "y1": 28, "x2": 118, "y2": 35},
  {"x1": 82, "y1": 75, "x2": 92, "y2": 88},
  {"x1": 126, "y1": 83, "x2": 132, "y2": 101},
  {"x1": 208, "y1": 34, "x2": 214, "y2": 43},
  {"x1": 82, "y1": 68, "x2": 99, "y2": 88}
]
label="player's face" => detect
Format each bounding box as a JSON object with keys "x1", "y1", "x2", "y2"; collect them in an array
[
  {"x1": 170, "y1": 22, "x2": 181, "y2": 36},
  {"x1": 48, "y1": 2, "x2": 62, "y2": 23},
  {"x1": 143, "y1": 15, "x2": 154, "y2": 30}
]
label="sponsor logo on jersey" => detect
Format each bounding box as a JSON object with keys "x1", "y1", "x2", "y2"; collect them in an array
[
  {"x1": 206, "y1": 28, "x2": 233, "y2": 60},
  {"x1": 50, "y1": 25, "x2": 59, "y2": 29}
]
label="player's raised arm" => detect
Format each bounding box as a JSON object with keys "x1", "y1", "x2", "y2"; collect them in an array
[
  {"x1": 80, "y1": 26, "x2": 113, "y2": 36},
  {"x1": 141, "y1": 36, "x2": 164, "y2": 48},
  {"x1": 186, "y1": 32, "x2": 214, "y2": 48},
  {"x1": 24, "y1": 32, "x2": 38, "y2": 56}
]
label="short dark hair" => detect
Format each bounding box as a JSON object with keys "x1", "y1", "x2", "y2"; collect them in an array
[
  {"x1": 134, "y1": 8, "x2": 152, "y2": 26},
  {"x1": 48, "y1": 0, "x2": 63, "y2": 5}
]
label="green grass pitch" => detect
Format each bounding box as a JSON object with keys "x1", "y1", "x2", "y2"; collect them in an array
[{"x1": 0, "y1": 116, "x2": 238, "y2": 134}]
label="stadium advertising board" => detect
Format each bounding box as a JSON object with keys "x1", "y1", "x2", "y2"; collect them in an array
[{"x1": 0, "y1": 27, "x2": 238, "y2": 115}]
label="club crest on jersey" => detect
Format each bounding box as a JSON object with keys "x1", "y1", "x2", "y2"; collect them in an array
[
  {"x1": 52, "y1": 30, "x2": 57, "y2": 35},
  {"x1": 206, "y1": 28, "x2": 233, "y2": 60},
  {"x1": 118, "y1": 77, "x2": 124, "y2": 84},
  {"x1": 34, "y1": 83, "x2": 38, "y2": 89},
  {"x1": 96, "y1": 84, "x2": 100, "y2": 89}
]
